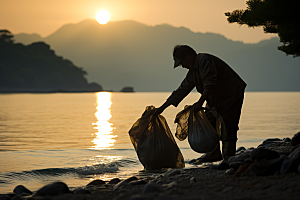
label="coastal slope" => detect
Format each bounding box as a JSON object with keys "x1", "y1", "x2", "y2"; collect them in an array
[{"x1": 0, "y1": 31, "x2": 102, "y2": 93}]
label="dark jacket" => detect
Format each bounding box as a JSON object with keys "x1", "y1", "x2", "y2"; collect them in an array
[{"x1": 167, "y1": 53, "x2": 246, "y2": 113}]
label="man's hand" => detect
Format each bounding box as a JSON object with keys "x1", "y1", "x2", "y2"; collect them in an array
[
  {"x1": 192, "y1": 101, "x2": 204, "y2": 112},
  {"x1": 153, "y1": 101, "x2": 171, "y2": 116},
  {"x1": 153, "y1": 106, "x2": 165, "y2": 116},
  {"x1": 193, "y1": 86, "x2": 214, "y2": 112}
]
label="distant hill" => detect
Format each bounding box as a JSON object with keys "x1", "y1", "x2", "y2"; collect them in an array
[
  {"x1": 14, "y1": 33, "x2": 43, "y2": 45},
  {"x1": 0, "y1": 31, "x2": 102, "y2": 93},
  {"x1": 15, "y1": 19, "x2": 300, "y2": 92}
]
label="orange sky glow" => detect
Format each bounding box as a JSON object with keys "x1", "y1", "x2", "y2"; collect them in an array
[{"x1": 0, "y1": 0, "x2": 277, "y2": 43}]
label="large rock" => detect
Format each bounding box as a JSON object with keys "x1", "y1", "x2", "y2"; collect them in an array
[
  {"x1": 267, "y1": 156, "x2": 288, "y2": 175},
  {"x1": 258, "y1": 139, "x2": 294, "y2": 155},
  {"x1": 0, "y1": 196, "x2": 11, "y2": 200},
  {"x1": 35, "y1": 182, "x2": 71, "y2": 196},
  {"x1": 251, "y1": 147, "x2": 280, "y2": 160},
  {"x1": 291, "y1": 132, "x2": 300, "y2": 146},
  {"x1": 73, "y1": 189, "x2": 91, "y2": 194},
  {"x1": 229, "y1": 162, "x2": 244, "y2": 170},
  {"x1": 142, "y1": 183, "x2": 160, "y2": 194},
  {"x1": 228, "y1": 149, "x2": 253, "y2": 163},
  {"x1": 262, "y1": 138, "x2": 282, "y2": 143},
  {"x1": 281, "y1": 146, "x2": 300, "y2": 174},
  {"x1": 245, "y1": 159, "x2": 270, "y2": 176}
]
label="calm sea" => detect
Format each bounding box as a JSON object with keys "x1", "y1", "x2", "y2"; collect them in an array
[{"x1": 0, "y1": 92, "x2": 299, "y2": 193}]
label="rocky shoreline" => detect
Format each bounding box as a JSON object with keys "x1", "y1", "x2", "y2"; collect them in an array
[{"x1": 2, "y1": 132, "x2": 300, "y2": 200}]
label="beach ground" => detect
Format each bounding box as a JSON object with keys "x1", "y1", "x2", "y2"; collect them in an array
[
  {"x1": 81, "y1": 167, "x2": 300, "y2": 200},
  {"x1": 4, "y1": 165, "x2": 300, "y2": 200}
]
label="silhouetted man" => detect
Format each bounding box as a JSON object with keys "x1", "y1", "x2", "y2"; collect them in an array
[{"x1": 153, "y1": 45, "x2": 246, "y2": 169}]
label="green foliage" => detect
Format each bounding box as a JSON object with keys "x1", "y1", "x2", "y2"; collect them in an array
[
  {"x1": 0, "y1": 30, "x2": 14, "y2": 43},
  {"x1": 0, "y1": 30, "x2": 102, "y2": 91},
  {"x1": 225, "y1": 0, "x2": 300, "y2": 57}
]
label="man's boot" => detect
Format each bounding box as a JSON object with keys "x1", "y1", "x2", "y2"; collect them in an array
[
  {"x1": 211, "y1": 141, "x2": 236, "y2": 170},
  {"x1": 191, "y1": 143, "x2": 222, "y2": 164}
]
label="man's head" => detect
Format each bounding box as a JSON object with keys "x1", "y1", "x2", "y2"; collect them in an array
[{"x1": 173, "y1": 45, "x2": 197, "y2": 69}]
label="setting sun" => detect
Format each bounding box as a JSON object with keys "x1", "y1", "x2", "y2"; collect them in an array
[{"x1": 96, "y1": 10, "x2": 110, "y2": 24}]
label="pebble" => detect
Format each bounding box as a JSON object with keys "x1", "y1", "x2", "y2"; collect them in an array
[
  {"x1": 236, "y1": 146, "x2": 246, "y2": 153},
  {"x1": 190, "y1": 177, "x2": 197, "y2": 183},
  {"x1": 113, "y1": 176, "x2": 138, "y2": 190},
  {"x1": 162, "y1": 181, "x2": 177, "y2": 188},
  {"x1": 11, "y1": 196, "x2": 21, "y2": 200},
  {"x1": 125, "y1": 176, "x2": 139, "y2": 183},
  {"x1": 114, "y1": 194, "x2": 132, "y2": 200},
  {"x1": 130, "y1": 194, "x2": 147, "y2": 200},
  {"x1": 34, "y1": 182, "x2": 71, "y2": 196},
  {"x1": 142, "y1": 183, "x2": 160, "y2": 194},
  {"x1": 86, "y1": 179, "x2": 106, "y2": 187},
  {"x1": 109, "y1": 178, "x2": 121, "y2": 185},
  {"x1": 164, "y1": 169, "x2": 181, "y2": 177},
  {"x1": 228, "y1": 150, "x2": 252, "y2": 163},
  {"x1": 225, "y1": 168, "x2": 236, "y2": 175},
  {"x1": 13, "y1": 185, "x2": 32, "y2": 195},
  {"x1": 188, "y1": 159, "x2": 197, "y2": 164},
  {"x1": 73, "y1": 189, "x2": 91, "y2": 194},
  {"x1": 282, "y1": 138, "x2": 291, "y2": 143},
  {"x1": 129, "y1": 180, "x2": 148, "y2": 186}
]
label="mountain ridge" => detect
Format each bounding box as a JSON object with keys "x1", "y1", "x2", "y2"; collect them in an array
[{"x1": 14, "y1": 19, "x2": 300, "y2": 92}]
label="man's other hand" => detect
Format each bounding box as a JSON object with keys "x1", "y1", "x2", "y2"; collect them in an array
[{"x1": 192, "y1": 101, "x2": 204, "y2": 112}]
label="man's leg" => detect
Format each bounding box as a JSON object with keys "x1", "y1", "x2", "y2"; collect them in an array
[{"x1": 216, "y1": 93, "x2": 245, "y2": 169}]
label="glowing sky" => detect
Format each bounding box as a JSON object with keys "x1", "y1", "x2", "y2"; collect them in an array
[{"x1": 0, "y1": 0, "x2": 276, "y2": 43}]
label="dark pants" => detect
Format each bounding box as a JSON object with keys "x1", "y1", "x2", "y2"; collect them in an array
[{"x1": 206, "y1": 93, "x2": 244, "y2": 142}]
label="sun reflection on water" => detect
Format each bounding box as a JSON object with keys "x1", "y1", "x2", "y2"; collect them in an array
[{"x1": 91, "y1": 92, "x2": 117, "y2": 149}]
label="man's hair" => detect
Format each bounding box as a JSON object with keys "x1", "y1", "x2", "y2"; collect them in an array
[{"x1": 173, "y1": 45, "x2": 197, "y2": 60}]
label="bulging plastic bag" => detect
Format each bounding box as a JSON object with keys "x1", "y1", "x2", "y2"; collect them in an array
[
  {"x1": 175, "y1": 105, "x2": 221, "y2": 153},
  {"x1": 129, "y1": 106, "x2": 185, "y2": 170}
]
